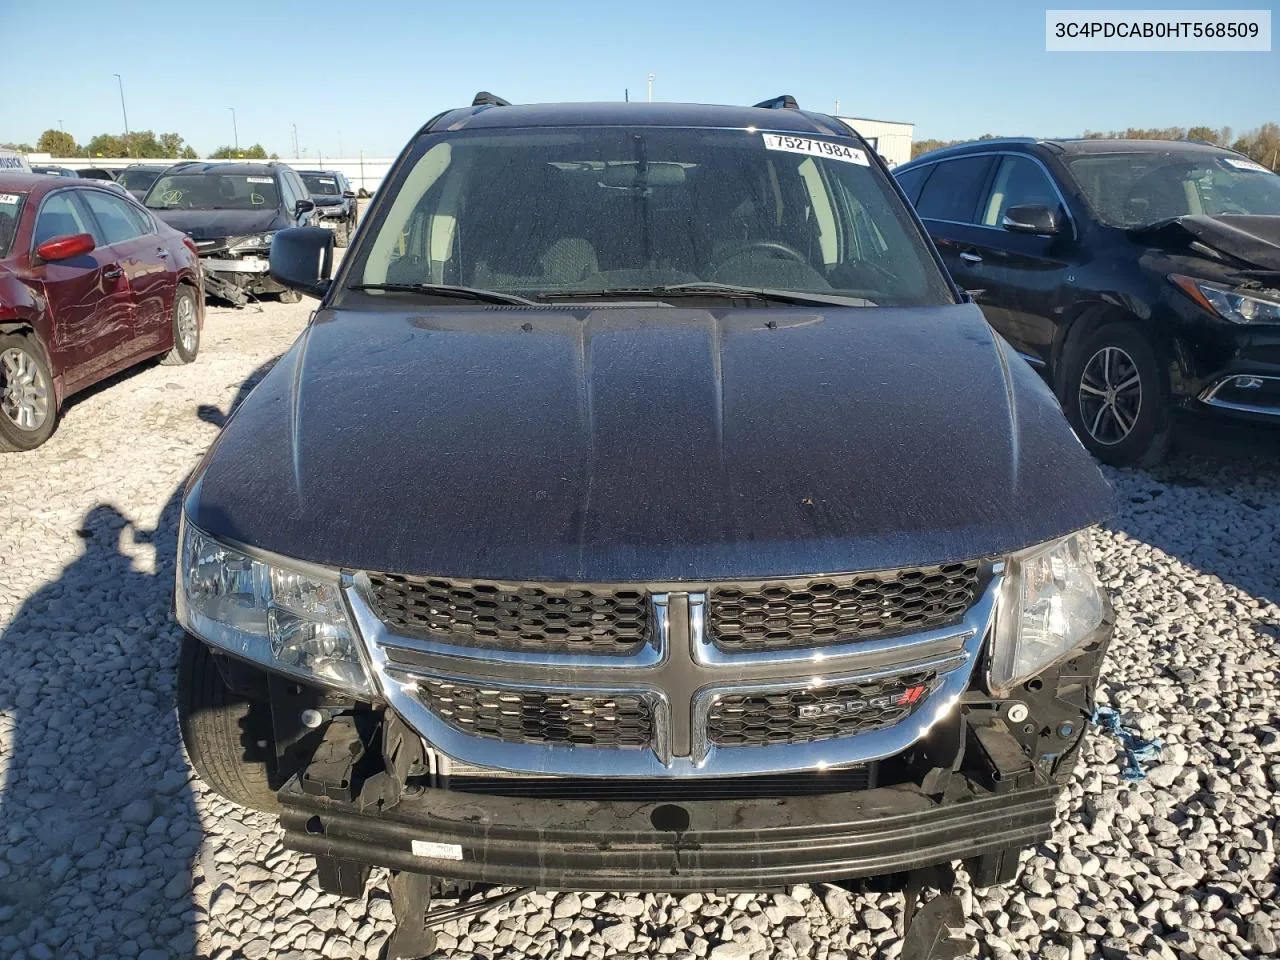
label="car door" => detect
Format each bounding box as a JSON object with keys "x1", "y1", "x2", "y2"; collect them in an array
[
  {"x1": 963, "y1": 154, "x2": 1078, "y2": 364},
  {"x1": 288, "y1": 171, "x2": 318, "y2": 226},
  {"x1": 29, "y1": 189, "x2": 134, "y2": 389},
  {"x1": 279, "y1": 172, "x2": 306, "y2": 227},
  {"x1": 79, "y1": 188, "x2": 173, "y2": 354},
  {"x1": 910, "y1": 155, "x2": 998, "y2": 307}
]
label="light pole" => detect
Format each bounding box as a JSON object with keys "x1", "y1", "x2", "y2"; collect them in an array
[
  {"x1": 113, "y1": 73, "x2": 130, "y2": 156},
  {"x1": 228, "y1": 107, "x2": 239, "y2": 154},
  {"x1": 647, "y1": 73, "x2": 654, "y2": 103},
  {"x1": 292, "y1": 123, "x2": 299, "y2": 159}
]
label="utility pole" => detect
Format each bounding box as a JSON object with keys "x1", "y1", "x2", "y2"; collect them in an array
[
  {"x1": 292, "y1": 123, "x2": 299, "y2": 159},
  {"x1": 228, "y1": 107, "x2": 239, "y2": 154},
  {"x1": 647, "y1": 73, "x2": 654, "y2": 103},
  {"x1": 834, "y1": 98, "x2": 840, "y2": 115},
  {"x1": 58, "y1": 119, "x2": 64, "y2": 132},
  {"x1": 113, "y1": 74, "x2": 130, "y2": 157}
]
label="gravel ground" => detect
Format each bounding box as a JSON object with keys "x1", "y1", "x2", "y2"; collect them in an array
[{"x1": 0, "y1": 300, "x2": 1277, "y2": 960}]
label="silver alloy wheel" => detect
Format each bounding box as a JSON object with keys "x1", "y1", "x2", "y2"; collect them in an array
[
  {"x1": 0, "y1": 346, "x2": 51, "y2": 432},
  {"x1": 1078, "y1": 345, "x2": 1142, "y2": 446},
  {"x1": 176, "y1": 295, "x2": 198, "y2": 354}
]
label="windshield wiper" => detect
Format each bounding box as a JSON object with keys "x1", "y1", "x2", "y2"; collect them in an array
[
  {"x1": 657, "y1": 282, "x2": 876, "y2": 307},
  {"x1": 537, "y1": 283, "x2": 873, "y2": 307},
  {"x1": 348, "y1": 283, "x2": 537, "y2": 306}
]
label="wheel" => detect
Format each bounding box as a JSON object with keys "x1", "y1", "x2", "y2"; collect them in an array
[
  {"x1": 278, "y1": 288, "x2": 303, "y2": 304},
  {"x1": 1062, "y1": 322, "x2": 1170, "y2": 467},
  {"x1": 177, "y1": 633, "x2": 280, "y2": 813},
  {"x1": 333, "y1": 220, "x2": 351, "y2": 248},
  {"x1": 159, "y1": 285, "x2": 200, "y2": 365},
  {"x1": 0, "y1": 334, "x2": 56, "y2": 452}
]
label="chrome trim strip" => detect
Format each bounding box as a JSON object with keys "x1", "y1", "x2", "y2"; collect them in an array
[
  {"x1": 1198, "y1": 374, "x2": 1280, "y2": 418},
  {"x1": 348, "y1": 570, "x2": 1002, "y2": 779}
]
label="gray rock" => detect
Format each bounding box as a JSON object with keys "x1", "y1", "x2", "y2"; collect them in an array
[{"x1": 599, "y1": 923, "x2": 636, "y2": 951}]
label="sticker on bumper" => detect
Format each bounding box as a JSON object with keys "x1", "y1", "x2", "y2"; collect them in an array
[
  {"x1": 762, "y1": 134, "x2": 868, "y2": 165},
  {"x1": 411, "y1": 840, "x2": 463, "y2": 861}
]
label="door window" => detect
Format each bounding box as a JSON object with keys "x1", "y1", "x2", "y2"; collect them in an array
[
  {"x1": 894, "y1": 164, "x2": 932, "y2": 205},
  {"x1": 914, "y1": 156, "x2": 995, "y2": 224},
  {"x1": 79, "y1": 190, "x2": 146, "y2": 246},
  {"x1": 982, "y1": 156, "x2": 1062, "y2": 226},
  {"x1": 278, "y1": 173, "x2": 299, "y2": 213},
  {"x1": 33, "y1": 192, "x2": 94, "y2": 247}
]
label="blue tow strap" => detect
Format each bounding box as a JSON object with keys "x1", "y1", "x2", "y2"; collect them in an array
[{"x1": 1091, "y1": 705, "x2": 1162, "y2": 781}]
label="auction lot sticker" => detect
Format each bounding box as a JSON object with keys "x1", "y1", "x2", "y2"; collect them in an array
[
  {"x1": 1046, "y1": 9, "x2": 1271, "y2": 51},
  {"x1": 762, "y1": 134, "x2": 869, "y2": 165}
]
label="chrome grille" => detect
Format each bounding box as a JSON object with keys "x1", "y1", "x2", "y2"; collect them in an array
[
  {"x1": 366, "y1": 574, "x2": 650, "y2": 653},
  {"x1": 417, "y1": 679, "x2": 654, "y2": 749},
  {"x1": 708, "y1": 562, "x2": 981, "y2": 651},
  {"x1": 706, "y1": 670, "x2": 937, "y2": 746}
]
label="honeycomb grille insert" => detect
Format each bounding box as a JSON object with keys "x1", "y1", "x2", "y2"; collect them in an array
[
  {"x1": 417, "y1": 679, "x2": 654, "y2": 749},
  {"x1": 366, "y1": 574, "x2": 650, "y2": 653},
  {"x1": 708, "y1": 562, "x2": 981, "y2": 651},
  {"x1": 707, "y1": 671, "x2": 937, "y2": 746}
]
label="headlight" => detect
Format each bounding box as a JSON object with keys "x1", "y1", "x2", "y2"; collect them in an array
[
  {"x1": 227, "y1": 232, "x2": 276, "y2": 253},
  {"x1": 988, "y1": 532, "x2": 1105, "y2": 695},
  {"x1": 176, "y1": 519, "x2": 374, "y2": 696},
  {"x1": 1171, "y1": 274, "x2": 1280, "y2": 324}
]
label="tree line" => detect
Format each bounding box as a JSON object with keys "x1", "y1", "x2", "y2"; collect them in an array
[
  {"x1": 0, "y1": 128, "x2": 277, "y2": 161},
  {"x1": 910, "y1": 122, "x2": 1280, "y2": 168}
]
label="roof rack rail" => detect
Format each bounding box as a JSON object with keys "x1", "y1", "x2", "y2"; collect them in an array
[
  {"x1": 754, "y1": 95, "x2": 799, "y2": 110},
  {"x1": 472, "y1": 91, "x2": 511, "y2": 107}
]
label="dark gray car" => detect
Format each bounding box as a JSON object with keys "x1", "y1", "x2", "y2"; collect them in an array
[
  {"x1": 175, "y1": 95, "x2": 1115, "y2": 959},
  {"x1": 298, "y1": 169, "x2": 358, "y2": 247}
]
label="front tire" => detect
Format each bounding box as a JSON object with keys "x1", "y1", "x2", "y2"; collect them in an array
[
  {"x1": 333, "y1": 220, "x2": 351, "y2": 248},
  {"x1": 159, "y1": 285, "x2": 200, "y2": 366},
  {"x1": 177, "y1": 634, "x2": 280, "y2": 813},
  {"x1": 0, "y1": 334, "x2": 57, "y2": 452},
  {"x1": 1062, "y1": 322, "x2": 1170, "y2": 467}
]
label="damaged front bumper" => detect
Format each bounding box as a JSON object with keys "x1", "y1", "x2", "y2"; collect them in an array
[
  {"x1": 199, "y1": 255, "x2": 284, "y2": 305},
  {"x1": 262, "y1": 611, "x2": 1111, "y2": 894}
]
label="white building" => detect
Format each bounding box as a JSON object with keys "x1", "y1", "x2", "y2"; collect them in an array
[{"x1": 837, "y1": 117, "x2": 914, "y2": 169}]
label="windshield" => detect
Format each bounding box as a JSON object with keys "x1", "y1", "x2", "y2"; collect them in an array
[
  {"x1": 144, "y1": 173, "x2": 281, "y2": 211},
  {"x1": 349, "y1": 126, "x2": 953, "y2": 306},
  {"x1": 1066, "y1": 152, "x2": 1280, "y2": 228},
  {"x1": 0, "y1": 191, "x2": 25, "y2": 257},
  {"x1": 302, "y1": 174, "x2": 342, "y2": 196},
  {"x1": 117, "y1": 168, "x2": 163, "y2": 192}
]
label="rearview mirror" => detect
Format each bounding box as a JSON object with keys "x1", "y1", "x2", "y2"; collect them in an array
[
  {"x1": 1002, "y1": 204, "x2": 1061, "y2": 236},
  {"x1": 270, "y1": 227, "x2": 333, "y2": 299},
  {"x1": 36, "y1": 232, "x2": 96, "y2": 261},
  {"x1": 600, "y1": 162, "x2": 687, "y2": 188},
  {"x1": 296, "y1": 198, "x2": 316, "y2": 215}
]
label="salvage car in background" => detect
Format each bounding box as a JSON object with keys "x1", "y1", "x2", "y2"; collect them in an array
[
  {"x1": 895, "y1": 138, "x2": 1280, "y2": 465},
  {"x1": 298, "y1": 169, "x2": 358, "y2": 247},
  {"x1": 116, "y1": 163, "x2": 172, "y2": 200},
  {"x1": 176, "y1": 94, "x2": 1115, "y2": 959},
  {"x1": 0, "y1": 173, "x2": 203, "y2": 451},
  {"x1": 143, "y1": 161, "x2": 320, "y2": 305}
]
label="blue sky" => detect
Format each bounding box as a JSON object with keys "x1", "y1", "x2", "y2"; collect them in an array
[{"x1": 3, "y1": 0, "x2": 1275, "y2": 157}]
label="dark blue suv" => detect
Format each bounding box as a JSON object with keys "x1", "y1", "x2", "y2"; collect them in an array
[{"x1": 895, "y1": 138, "x2": 1280, "y2": 465}]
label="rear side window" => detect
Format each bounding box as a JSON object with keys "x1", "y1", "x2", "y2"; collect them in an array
[
  {"x1": 0, "y1": 192, "x2": 25, "y2": 258},
  {"x1": 894, "y1": 165, "x2": 932, "y2": 205},
  {"x1": 80, "y1": 190, "x2": 146, "y2": 245},
  {"x1": 914, "y1": 156, "x2": 995, "y2": 223},
  {"x1": 33, "y1": 192, "x2": 93, "y2": 247}
]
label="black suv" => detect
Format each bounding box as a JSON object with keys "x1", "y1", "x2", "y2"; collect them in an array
[
  {"x1": 176, "y1": 96, "x2": 1114, "y2": 957},
  {"x1": 115, "y1": 162, "x2": 172, "y2": 200},
  {"x1": 142, "y1": 160, "x2": 321, "y2": 304},
  {"x1": 298, "y1": 169, "x2": 359, "y2": 247},
  {"x1": 895, "y1": 138, "x2": 1280, "y2": 465}
]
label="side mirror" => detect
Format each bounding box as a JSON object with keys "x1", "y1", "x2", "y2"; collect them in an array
[
  {"x1": 295, "y1": 198, "x2": 316, "y2": 215},
  {"x1": 1002, "y1": 204, "x2": 1061, "y2": 236},
  {"x1": 37, "y1": 232, "x2": 96, "y2": 261},
  {"x1": 341, "y1": 190, "x2": 356, "y2": 200},
  {"x1": 270, "y1": 226, "x2": 333, "y2": 299}
]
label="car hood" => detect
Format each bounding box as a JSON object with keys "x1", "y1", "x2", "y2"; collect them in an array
[
  {"x1": 188, "y1": 304, "x2": 1113, "y2": 582},
  {"x1": 148, "y1": 208, "x2": 284, "y2": 240},
  {"x1": 1136, "y1": 214, "x2": 1280, "y2": 273}
]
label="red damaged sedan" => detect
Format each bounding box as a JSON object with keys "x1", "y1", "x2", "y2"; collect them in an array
[{"x1": 0, "y1": 172, "x2": 204, "y2": 451}]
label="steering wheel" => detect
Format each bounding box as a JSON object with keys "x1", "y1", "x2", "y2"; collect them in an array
[{"x1": 716, "y1": 240, "x2": 808, "y2": 267}]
